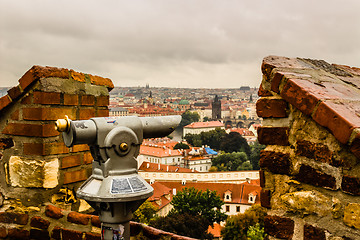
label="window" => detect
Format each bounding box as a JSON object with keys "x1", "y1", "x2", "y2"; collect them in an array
[
  {"x1": 225, "y1": 205, "x2": 230, "y2": 212},
  {"x1": 226, "y1": 195, "x2": 230, "y2": 200},
  {"x1": 236, "y1": 206, "x2": 240, "y2": 212}
]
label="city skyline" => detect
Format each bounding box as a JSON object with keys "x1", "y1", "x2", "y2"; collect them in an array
[{"x1": 1, "y1": 0, "x2": 360, "y2": 88}]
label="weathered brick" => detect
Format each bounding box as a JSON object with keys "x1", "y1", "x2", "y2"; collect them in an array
[
  {"x1": 264, "y1": 215, "x2": 294, "y2": 240},
  {"x1": 342, "y1": 175, "x2": 360, "y2": 196},
  {"x1": 70, "y1": 69, "x2": 86, "y2": 83},
  {"x1": 19, "y1": 66, "x2": 38, "y2": 90},
  {"x1": 30, "y1": 229, "x2": 50, "y2": 240},
  {"x1": 63, "y1": 94, "x2": 79, "y2": 106},
  {"x1": 33, "y1": 91, "x2": 61, "y2": 105},
  {"x1": 296, "y1": 140, "x2": 336, "y2": 165},
  {"x1": 7, "y1": 85, "x2": 23, "y2": 100},
  {"x1": 0, "y1": 95, "x2": 11, "y2": 111},
  {"x1": 0, "y1": 212, "x2": 29, "y2": 225},
  {"x1": 61, "y1": 155, "x2": 82, "y2": 169},
  {"x1": 304, "y1": 224, "x2": 326, "y2": 240},
  {"x1": 270, "y1": 71, "x2": 286, "y2": 93},
  {"x1": 21, "y1": 94, "x2": 32, "y2": 104},
  {"x1": 71, "y1": 144, "x2": 90, "y2": 153},
  {"x1": 96, "y1": 95, "x2": 109, "y2": 106},
  {"x1": 67, "y1": 211, "x2": 91, "y2": 225},
  {"x1": 62, "y1": 228, "x2": 83, "y2": 240},
  {"x1": 51, "y1": 226, "x2": 62, "y2": 240},
  {"x1": 130, "y1": 221, "x2": 142, "y2": 237},
  {"x1": 258, "y1": 84, "x2": 273, "y2": 97},
  {"x1": 260, "y1": 151, "x2": 291, "y2": 175},
  {"x1": 91, "y1": 215, "x2": 101, "y2": 228},
  {"x1": 296, "y1": 164, "x2": 337, "y2": 190},
  {"x1": 0, "y1": 226, "x2": 7, "y2": 238},
  {"x1": 23, "y1": 107, "x2": 76, "y2": 121},
  {"x1": 0, "y1": 138, "x2": 14, "y2": 150},
  {"x1": 350, "y1": 136, "x2": 360, "y2": 159},
  {"x1": 262, "y1": 56, "x2": 311, "y2": 80},
  {"x1": 81, "y1": 95, "x2": 95, "y2": 106},
  {"x1": 96, "y1": 108, "x2": 109, "y2": 117},
  {"x1": 260, "y1": 189, "x2": 271, "y2": 208},
  {"x1": 258, "y1": 127, "x2": 289, "y2": 146},
  {"x1": 89, "y1": 74, "x2": 114, "y2": 90},
  {"x1": 45, "y1": 205, "x2": 64, "y2": 219},
  {"x1": 2, "y1": 123, "x2": 59, "y2": 137},
  {"x1": 11, "y1": 109, "x2": 19, "y2": 120},
  {"x1": 313, "y1": 100, "x2": 360, "y2": 144},
  {"x1": 256, "y1": 98, "x2": 288, "y2": 118},
  {"x1": 8, "y1": 228, "x2": 30, "y2": 239},
  {"x1": 24, "y1": 142, "x2": 69, "y2": 156},
  {"x1": 63, "y1": 169, "x2": 88, "y2": 184},
  {"x1": 83, "y1": 152, "x2": 93, "y2": 165},
  {"x1": 259, "y1": 170, "x2": 265, "y2": 188},
  {"x1": 79, "y1": 108, "x2": 96, "y2": 120},
  {"x1": 85, "y1": 232, "x2": 101, "y2": 240},
  {"x1": 30, "y1": 216, "x2": 50, "y2": 229}
]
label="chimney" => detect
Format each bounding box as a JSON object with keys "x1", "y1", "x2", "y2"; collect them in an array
[
  {"x1": 147, "y1": 163, "x2": 150, "y2": 168},
  {"x1": 158, "y1": 163, "x2": 161, "y2": 170},
  {"x1": 173, "y1": 188, "x2": 177, "y2": 195},
  {"x1": 182, "y1": 179, "x2": 186, "y2": 185},
  {"x1": 167, "y1": 165, "x2": 169, "y2": 172}
]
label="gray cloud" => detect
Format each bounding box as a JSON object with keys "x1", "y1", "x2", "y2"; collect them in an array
[{"x1": 1, "y1": 0, "x2": 359, "y2": 88}]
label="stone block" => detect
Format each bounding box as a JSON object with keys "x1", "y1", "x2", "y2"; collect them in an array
[
  {"x1": 8, "y1": 228, "x2": 30, "y2": 239},
  {"x1": 0, "y1": 138, "x2": 14, "y2": 150},
  {"x1": 264, "y1": 215, "x2": 294, "y2": 239},
  {"x1": 260, "y1": 150, "x2": 291, "y2": 175},
  {"x1": 256, "y1": 98, "x2": 288, "y2": 118},
  {"x1": 304, "y1": 224, "x2": 326, "y2": 240},
  {"x1": 343, "y1": 203, "x2": 360, "y2": 230},
  {"x1": 295, "y1": 164, "x2": 337, "y2": 190},
  {"x1": 258, "y1": 127, "x2": 289, "y2": 146},
  {"x1": 342, "y1": 175, "x2": 360, "y2": 196},
  {"x1": 62, "y1": 228, "x2": 83, "y2": 240},
  {"x1": 30, "y1": 216, "x2": 50, "y2": 229}
]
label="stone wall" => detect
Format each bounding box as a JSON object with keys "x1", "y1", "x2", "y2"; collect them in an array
[{"x1": 257, "y1": 56, "x2": 360, "y2": 239}]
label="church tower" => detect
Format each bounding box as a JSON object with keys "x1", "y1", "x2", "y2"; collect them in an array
[{"x1": 212, "y1": 95, "x2": 221, "y2": 120}]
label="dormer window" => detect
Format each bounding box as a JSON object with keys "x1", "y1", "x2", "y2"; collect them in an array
[
  {"x1": 248, "y1": 192, "x2": 257, "y2": 204},
  {"x1": 224, "y1": 190, "x2": 232, "y2": 202}
]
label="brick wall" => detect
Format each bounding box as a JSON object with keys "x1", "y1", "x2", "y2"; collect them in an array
[{"x1": 257, "y1": 56, "x2": 360, "y2": 239}]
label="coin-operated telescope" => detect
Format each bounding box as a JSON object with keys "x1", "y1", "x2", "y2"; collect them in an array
[{"x1": 56, "y1": 115, "x2": 181, "y2": 240}]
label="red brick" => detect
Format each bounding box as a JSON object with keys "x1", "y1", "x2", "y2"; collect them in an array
[
  {"x1": 24, "y1": 142, "x2": 69, "y2": 156},
  {"x1": 304, "y1": 224, "x2": 326, "y2": 240},
  {"x1": 8, "y1": 228, "x2": 30, "y2": 239},
  {"x1": 262, "y1": 56, "x2": 311, "y2": 80},
  {"x1": 259, "y1": 170, "x2": 265, "y2": 188},
  {"x1": 91, "y1": 215, "x2": 101, "y2": 228},
  {"x1": 71, "y1": 144, "x2": 90, "y2": 153},
  {"x1": 33, "y1": 91, "x2": 61, "y2": 105},
  {"x1": 85, "y1": 232, "x2": 101, "y2": 240},
  {"x1": 256, "y1": 98, "x2": 288, "y2": 118},
  {"x1": 61, "y1": 155, "x2": 82, "y2": 169},
  {"x1": 296, "y1": 140, "x2": 338, "y2": 166},
  {"x1": 30, "y1": 216, "x2": 50, "y2": 229},
  {"x1": 89, "y1": 74, "x2": 114, "y2": 90},
  {"x1": 296, "y1": 164, "x2": 337, "y2": 190},
  {"x1": 7, "y1": 85, "x2": 23, "y2": 100},
  {"x1": 70, "y1": 69, "x2": 86, "y2": 83},
  {"x1": 0, "y1": 212, "x2": 29, "y2": 225},
  {"x1": 21, "y1": 94, "x2": 32, "y2": 104},
  {"x1": 79, "y1": 108, "x2": 95, "y2": 120},
  {"x1": 67, "y1": 211, "x2": 91, "y2": 225},
  {"x1": 45, "y1": 205, "x2": 64, "y2": 219},
  {"x1": 0, "y1": 226, "x2": 7, "y2": 238},
  {"x1": 0, "y1": 95, "x2": 11, "y2": 111},
  {"x1": 11, "y1": 109, "x2": 19, "y2": 120},
  {"x1": 62, "y1": 228, "x2": 83, "y2": 240},
  {"x1": 19, "y1": 66, "x2": 38, "y2": 90},
  {"x1": 64, "y1": 94, "x2": 79, "y2": 106},
  {"x1": 264, "y1": 215, "x2": 294, "y2": 240},
  {"x1": 23, "y1": 107, "x2": 76, "y2": 121},
  {"x1": 81, "y1": 95, "x2": 95, "y2": 106},
  {"x1": 260, "y1": 150, "x2": 291, "y2": 175},
  {"x1": 51, "y1": 226, "x2": 62, "y2": 240},
  {"x1": 270, "y1": 71, "x2": 285, "y2": 93},
  {"x1": 260, "y1": 189, "x2": 271, "y2": 208},
  {"x1": 83, "y1": 152, "x2": 93, "y2": 165},
  {"x1": 0, "y1": 138, "x2": 14, "y2": 150},
  {"x1": 30, "y1": 229, "x2": 50, "y2": 240},
  {"x1": 96, "y1": 108, "x2": 109, "y2": 117},
  {"x1": 342, "y1": 175, "x2": 360, "y2": 196},
  {"x1": 258, "y1": 127, "x2": 289, "y2": 146},
  {"x1": 313, "y1": 100, "x2": 360, "y2": 144},
  {"x1": 258, "y1": 84, "x2": 273, "y2": 97},
  {"x1": 63, "y1": 169, "x2": 88, "y2": 184},
  {"x1": 96, "y1": 95, "x2": 109, "y2": 106},
  {"x1": 2, "y1": 123, "x2": 59, "y2": 137},
  {"x1": 34, "y1": 65, "x2": 69, "y2": 79}
]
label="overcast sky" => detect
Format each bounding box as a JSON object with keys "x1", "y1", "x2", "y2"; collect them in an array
[{"x1": 1, "y1": 0, "x2": 359, "y2": 88}]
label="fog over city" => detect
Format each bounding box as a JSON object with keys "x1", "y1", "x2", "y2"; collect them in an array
[{"x1": 1, "y1": 0, "x2": 359, "y2": 88}]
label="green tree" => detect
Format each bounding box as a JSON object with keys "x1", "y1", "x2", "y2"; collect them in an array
[
  {"x1": 249, "y1": 141, "x2": 266, "y2": 170},
  {"x1": 179, "y1": 110, "x2": 200, "y2": 128},
  {"x1": 203, "y1": 116, "x2": 209, "y2": 122},
  {"x1": 247, "y1": 223, "x2": 266, "y2": 240},
  {"x1": 220, "y1": 132, "x2": 251, "y2": 155},
  {"x1": 184, "y1": 133, "x2": 202, "y2": 147},
  {"x1": 173, "y1": 142, "x2": 190, "y2": 149},
  {"x1": 170, "y1": 187, "x2": 227, "y2": 225},
  {"x1": 133, "y1": 200, "x2": 158, "y2": 224},
  {"x1": 201, "y1": 128, "x2": 227, "y2": 150},
  {"x1": 212, "y1": 152, "x2": 251, "y2": 171},
  {"x1": 222, "y1": 205, "x2": 267, "y2": 240}
]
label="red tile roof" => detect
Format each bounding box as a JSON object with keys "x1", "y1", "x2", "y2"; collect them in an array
[
  {"x1": 260, "y1": 56, "x2": 360, "y2": 158},
  {"x1": 184, "y1": 121, "x2": 224, "y2": 129},
  {"x1": 140, "y1": 145, "x2": 183, "y2": 158},
  {"x1": 139, "y1": 162, "x2": 195, "y2": 173}
]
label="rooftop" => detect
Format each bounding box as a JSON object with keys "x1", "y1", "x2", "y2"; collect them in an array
[{"x1": 184, "y1": 121, "x2": 224, "y2": 129}]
